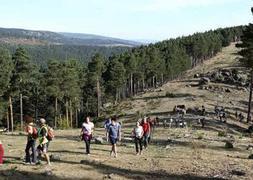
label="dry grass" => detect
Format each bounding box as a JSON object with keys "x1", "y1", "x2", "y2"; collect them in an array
[{"x1": 1, "y1": 44, "x2": 253, "y2": 180}]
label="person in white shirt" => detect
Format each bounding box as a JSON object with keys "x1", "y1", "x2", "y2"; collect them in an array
[
  {"x1": 80, "y1": 116, "x2": 94, "y2": 155},
  {"x1": 132, "y1": 121, "x2": 144, "y2": 155}
]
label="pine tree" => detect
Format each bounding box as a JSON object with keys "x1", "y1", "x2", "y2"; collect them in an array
[
  {"x1": 86, "y1": 53, "x2": 105, "y2": 117},
  {"x1": 105, "y1": 57, "x2": 126, "y2": 103},
  {"x1": 44, "y1": 60, "x2": 63, "y2": 128},
  {"x1": 236, "y1": 8, "x2": 253, "y2": 122},
  {"x1": 10, "y1": 47, "x2": 35, "y2": 130},
  {"x1": 0, "y1": 47, "x2": 13, "y2": 129}
]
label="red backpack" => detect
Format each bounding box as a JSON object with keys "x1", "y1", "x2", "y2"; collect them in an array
[
  {"x1": 46, "y1": 126, "x2": 55, "y2": 141},
  {"x1": 32, "y1": 127, "x2": 38, "y2": 139}
]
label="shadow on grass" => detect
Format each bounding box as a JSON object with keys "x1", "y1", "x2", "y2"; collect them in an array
[
  {"x1": 0, "y1": 169, "x2": 77, "y2": 180},
  {"x1": 78, "y1": 159, "x2": 224, "y2": 180}
]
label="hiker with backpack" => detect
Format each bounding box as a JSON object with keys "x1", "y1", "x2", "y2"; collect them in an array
[
  {"x1": 80, "y1": 116, "x2": 94, "y2": 155},
  {"x1": 107, "y1": 116, "x2": 121, "y2": 158},
  {"x1": 37, "y1": 118, "x2": 51, "y2": 166},
  {"x1": 141, "y1": 117, "x2": 150, "y2": 149},
  {"x1": 132, "y1": 121, "x2": 144, "y2": 155},
  {"x1": 24, "y1": 115, "x2": 38, "y2": 165}
]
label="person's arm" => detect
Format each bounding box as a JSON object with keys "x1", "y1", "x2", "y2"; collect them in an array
[
  {"x1": 106, "y1": 127, "x2": 110, "y2": 142},
  {"x1": 141, "y1": 127, "x2": 144, "y2": 138},
  {"x1": 131, "y1": 128, "x2": 135, "y2": 138},
  {"x1": 27, "y1": 125, "x2": 33, "y2": 135},
  {"x1": 80, "y1": 126, "x2": 84, "y2": 136},
  {"x1": 118, "y1": 125, "x2": 122, "y2": 141},
  {"x1": 41, "y1": 128, "x2": 48, "y2": 144}
]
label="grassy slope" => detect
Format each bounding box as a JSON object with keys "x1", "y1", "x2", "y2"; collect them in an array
[{"x1": 1, "y1": 44, "x2": 253, "y2": 180}]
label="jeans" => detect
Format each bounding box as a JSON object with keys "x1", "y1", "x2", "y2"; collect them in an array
[
  {"x1": 134, "y1": 137, "x2": 143, "y2": 153},
  {"x1": 25, "y1": 139, "x2": 37, "y2": 163},
  {"x1": 143, "y1": 133, "x2": 149, "y2": 148},
  {"x1": 84, "y1": 136, "x2": 91, "y2": 154}
]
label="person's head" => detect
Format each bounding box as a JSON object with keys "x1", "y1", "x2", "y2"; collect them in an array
[
  {"x1": 39, "y1": 118, "x2": 46, "y2": 126},
  {"x1": 85, "y1": 116, "x2": 90, "y2": 123},
  {"x1": 143, "y1": 117, "x2": 147, "y2": 123},
  {"x1": 111, "y1": 116, "x2": 117, "y2": 125},
  {"x1": 24, "y1": 115, "x2": 33, "y2": 124},
  {"x1": 136, "y1": 121, "x2": 140, "y2": 127}
]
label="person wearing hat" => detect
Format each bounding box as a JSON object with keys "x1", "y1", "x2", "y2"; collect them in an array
[
  {"x1": 0, "y1": 140, "x2": 3, "y2": 165},
  {"x1": 37, "y1": 118, "x2": 51, "y2": 166}
]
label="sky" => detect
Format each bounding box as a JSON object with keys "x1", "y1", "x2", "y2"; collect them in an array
[{"x1": 0, "y1": 0, "x2": 252, "y2": 41}]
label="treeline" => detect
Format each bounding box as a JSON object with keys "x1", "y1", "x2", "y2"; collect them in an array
[
  {"x1": 0, "y1": 26, "x2": 244, "y2": 131},
  {"x1": 0, "y1": 43, "x2": 131, "y2": 66}
]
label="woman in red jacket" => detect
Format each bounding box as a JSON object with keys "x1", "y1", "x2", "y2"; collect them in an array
[
  {"x1": 141, "y1": 117, "x2": 150, "y2": 149},
  {"x1": 0, "y1": 140, "x2": 4, "y2": 165}
]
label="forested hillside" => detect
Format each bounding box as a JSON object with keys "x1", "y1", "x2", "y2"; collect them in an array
[
  {"x1": 0, "y1": 43, "x2": 131, "y2": 66},
  {"x1": 0, "y1": 25, "x2": 244, "y2": 130}
]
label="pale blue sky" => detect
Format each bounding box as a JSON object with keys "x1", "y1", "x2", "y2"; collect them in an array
[{"x1": 0, "y1": 0, "x2": 252, "y2": 40}]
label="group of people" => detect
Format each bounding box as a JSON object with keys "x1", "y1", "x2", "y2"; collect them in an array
[
  {"x1": 132, "y1": 117, "x2": 154, "y2": 155},
  {"x1": 0, "y1": 115, "x2": 156, "y2": 166},
  {"x1": 24, "y1": 116, "x2": 53, "y2": 166},
  {"x1": 80, "y1": 116, "x2": 156, "y2": 157},
  {"x1": 81, "y1": 116, "x2": 122, "y2": 158}
]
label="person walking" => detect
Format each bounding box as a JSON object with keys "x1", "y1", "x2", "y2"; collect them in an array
[
  {"x1": 80, "y1": 116, "x2": 94, "y2": 155},
  {"x1": 132, "y1": 121, "x2": 144, "y2": 155},
  {"x1": 107, "y1": 116, "x2": 121, "y2": 158},
  {"x1": 141, "y1": 117, "x2": 150, "y2": 149},
  {"x1": 37, "y1": 118, "x2": 51, "y2": 166},
  {"x1": 24, "y1": 115, "x2": 37, "y2": 165}
]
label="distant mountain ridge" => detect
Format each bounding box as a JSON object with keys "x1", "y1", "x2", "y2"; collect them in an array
[{"x1": 0, "y1": 27, "x2": 141, "y2": 47}]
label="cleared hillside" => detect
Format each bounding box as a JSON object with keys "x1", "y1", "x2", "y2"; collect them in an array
[{"x1": 1, "y1": 43, "x2": 253, "y2": 180}]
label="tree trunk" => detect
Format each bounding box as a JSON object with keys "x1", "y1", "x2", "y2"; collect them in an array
[
  {"x1": 137, "y1": 81, "x2": 140, "y2": 93},
  {"x1": 9, "y1": 96, "x2": 13, "y2": 132},
  {"x1": 152, "y1": 76, "x2": 155, "y2": 88},
  {"x1": 142, "y1": 78, "x2": 145, "y2": 91},
  {"x1": 161, "y1": 74, "x2": 164, "y2": 85},
  {"x1": 20, "y1": 93, "x2": 23, "y2": 130},
  {"x1": 55, "y1": 97, "x2": 58, "y2": 128},
  {"x1": 70, "y1": 100, "x2": 73, "y2": 128},
  {"x1": 130, "y1": 73, "x2": 133, "y2": 96},
  {"x1": 75, "y1": 108, "x2": 78, "y2": 128},
  {"x1": 247, "y1": 71, "x2": 253, "y2": 123},
  {"x1": 96, "y1": 77, "x2": 101, "y2": 117},
  {"x1": 6, "y1": 111, "x2": 9, "y2": 132},
  {"x1": 66, "y1": 100, "x2": 69, "y2": 128}
]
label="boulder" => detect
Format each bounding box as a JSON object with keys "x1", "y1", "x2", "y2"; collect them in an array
[
  {"x1": 246, "y1": 145, "x2": 253, "y2": 150},
  {"x1": 225, "y1": 88, "x2": 231, "y2": 93},
  {"x1": 44, "y1": 170, "x2": 53, "y2": 176},
  {"x1": 248, "y1": 125, "x2": 253, "y2": 133},
  {"x1": 231, "y1": 170, "x2": 246, "y2": 176},
  {"x1": 50, "y1": 154, "x2": 61, "y2": 161},
  {"x1": 199, "y1": 77, "x2": 210, "y2": 85},
  {"x1": 94, "y1": 137, "x2": 104, "y2": 144},
  {"x1": 194, "y1": 73, "x2": 200, "y2": 78},
  {"x1": 248, "y1": 154, "x2": 253, "y2": 159}
]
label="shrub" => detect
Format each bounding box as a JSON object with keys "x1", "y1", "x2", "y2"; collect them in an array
[
  {"x1": 197, "y1": 132, "x2": 204, "y2": 140},
  {"x1": 165, "y1": 92, "x2": 176, "y2": 98},
  {"x1": 218, "y1": 131, "x2": 227, "y2": 137}
]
